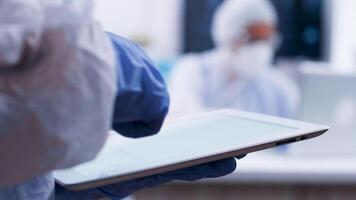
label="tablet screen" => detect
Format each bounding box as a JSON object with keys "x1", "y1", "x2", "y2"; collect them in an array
[{"x1": 60, "y1": 114, "x2": 297, "y2": 179}]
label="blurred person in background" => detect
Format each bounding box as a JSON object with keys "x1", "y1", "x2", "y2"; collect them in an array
[{"x1": 169, "y1": 0, "x2": 300, "y2": 118}]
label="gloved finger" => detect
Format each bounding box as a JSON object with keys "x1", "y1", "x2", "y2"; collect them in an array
[
  {"x1": 55, "y1": 184, "x2": 104, "y2": 200},
  {"x1": 96, "y1": 157, "x2": 237, "y2": 199},
  {"x1": 56, "y1": 176, "x2": 163, "y2": 200},
  {"x1": 97, "y1": 174, "x2": 164, "y2": 199},
  {"x1": 236, "y1": 154, "x2": 247, "y2": 160},
  {"x1": 112, "y1": 121, "x2": 160, "y2": 139},
  {"x1": 172, "y1": 157, "x2": 237, "y2": 181}
]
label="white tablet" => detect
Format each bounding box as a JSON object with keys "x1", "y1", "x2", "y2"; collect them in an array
[{"x1": 54, "y1": 110, "x2": 328, "y2": 191}]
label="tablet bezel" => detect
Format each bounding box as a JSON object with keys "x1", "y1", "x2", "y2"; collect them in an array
[{"x1": 55, "y1": 109, "x2": 329, "y2": 191}]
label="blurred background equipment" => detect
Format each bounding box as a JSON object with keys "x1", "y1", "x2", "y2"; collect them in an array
[
  {"x1": 94, "y1": 0, "x2": 356, "y2": 72},
  {"x1": 290, "y1": 67, "x2": 356, "y2": 155}
]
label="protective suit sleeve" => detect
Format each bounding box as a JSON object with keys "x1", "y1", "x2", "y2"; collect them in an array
[
  {"x1": 0, "y1": 0, "x2": 116, "y2": 186},
  {"x1": 107, "y1": 33, "x2": 170, "y2": 138}
]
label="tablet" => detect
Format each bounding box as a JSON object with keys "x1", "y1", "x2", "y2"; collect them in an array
[{"x1": 54, "y1": 110, "x2": 328, "y2": 191}]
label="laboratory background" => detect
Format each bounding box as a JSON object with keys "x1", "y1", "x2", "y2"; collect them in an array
[{"x1": 94, "y1": 0, "x2": 356, "y2": 199}]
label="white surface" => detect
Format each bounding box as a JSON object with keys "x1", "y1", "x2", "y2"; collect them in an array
[
  {"x1": 198, "y1": 151, "x2": 356, "y2": 185},
  {"x1": 55, "y1": 110, "x2": 327, "y2": 186}
]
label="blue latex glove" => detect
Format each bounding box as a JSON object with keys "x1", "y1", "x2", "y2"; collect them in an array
[
  {"x1": 56, "y1": 34, "x2": 243, "y2": 199},
  {"x1": 55, "y1": 158, "x2": 240, "y2": 200},
  {"x1": 108, "y1": 32, "x2": 170, "y2": 138}
]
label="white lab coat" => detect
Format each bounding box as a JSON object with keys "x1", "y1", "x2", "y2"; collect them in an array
[{"x1": 169, "y1": 49, "x2": 300, "y2": 118}]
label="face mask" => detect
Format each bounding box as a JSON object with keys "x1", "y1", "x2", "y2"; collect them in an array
[{"x1": 230, "y1": 41, "x2": 274, "y2": 76}]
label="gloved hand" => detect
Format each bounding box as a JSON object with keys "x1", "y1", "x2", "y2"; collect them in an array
[
  {"x1": 55, "y1": 34, "x2": 245, "y2": 199},
  {"x1": 56, "y1": 156, "x2": 245, "y2": 200},
  {"x1": 108, "y1": 33, "x2": 170, "y2": 138}
]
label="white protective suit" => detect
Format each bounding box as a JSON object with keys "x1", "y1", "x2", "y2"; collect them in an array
[
  {"x1": 0, "y1": 0, "x2": 116, "y2": 191},
  {"x1": 169, "y1": 0, "x2": 300, "y2": 118},
  {"x1": 169, "y1": 49, "x2": 300, "y2": 118}
]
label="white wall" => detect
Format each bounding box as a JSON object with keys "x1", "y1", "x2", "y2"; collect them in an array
[
  {"x1": 93, "y1": 0, "x2": 183, "y2": 59},
  {"x1": 329, "y1": 0, "x2": 356, "y2": 72}
]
